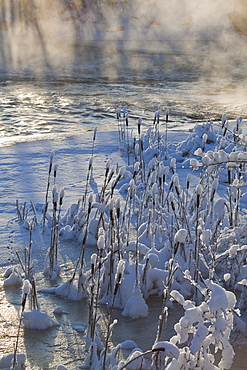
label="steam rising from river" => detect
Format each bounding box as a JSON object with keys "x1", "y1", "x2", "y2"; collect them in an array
[
  {"x1": 1, "y1": 0, "x2": 247, "y2": 123},
  {"x1": 0, "y1": 0, "x2": 238, "y2": 69}
]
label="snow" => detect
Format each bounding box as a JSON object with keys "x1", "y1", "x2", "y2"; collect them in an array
[
  {"x1": 2, "y1": 108, "x2": 247, "y2": 368},
  {"x1": 152, "y1": 341, "x2": 180, "y2": 359},
  {"x1": 0, "y1": 353, "x2": 26, "y2": 370},
  {"x1": 174, "y1": 229, "x2": 187, "y2": 244},
  {"x1": 122, "y1": 284, "x2": 149, "y2": 319},
  {"x1": 22, "y1": 309, "x2": 60, "y2": 330},
  {"x1": 120, "y1": 340, "x2": 138, "y2": 349},
  {"x1": 3, "y1": 268, "x2": 22, "y2": 287},
  {"x1": 207, "y1": 281, "x2": 230, "y2": 313}
]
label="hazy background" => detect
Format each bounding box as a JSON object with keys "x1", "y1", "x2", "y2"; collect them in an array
[{"x1": 0, "y1": 0, "x2": 239, "y2": 69}]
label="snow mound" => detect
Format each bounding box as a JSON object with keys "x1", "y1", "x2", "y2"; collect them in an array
[
  {"x1": 22, "y1": 309, "x2": 60, "y2": 330},
  {"x1": 122, "y1": 284, "x2": 148, "y2": 319},
  {"x1": 0, "y1": 353, "x2": 26, "y2": 370}
]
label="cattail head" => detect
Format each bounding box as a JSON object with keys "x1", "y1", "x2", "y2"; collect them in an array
[
  {"x1": 28, "y1": 219, "x2": 35, "y2": 232},
  {"x1": 123, "y1": 105, "x2": 128, "y2": 118},
  {"x1": 88, "y1": 192, "x2": 94, "y2": 205},
  {"x1": 196, "y1": 183, "x2": 203, "y2": 195},
  {"x1": 23, "y1": 279, "x2": 32, "y2": 295},
  {"x1": 171, "y1": 173, "x2": 179, "y2": 188},
  {"x1": 89, "y1": 157, "x2": 94, "y2": 170},
  {"x1": 200, "y1": 229, "x2": 212, "y2": 245},
  {"x1": 130, "y1": 179, "x2": 135, "y2": 191},
  {"x1": 54, "y1": 164, "x2": 58, "y2": 178},
  {"x1": 109, "y1": 198, "x2": 114, "y2": 210},
  {"x1": 186, "y1": 174, "x2": 191, "y2": 190},
  {"x1": 133, "y1": 161, "x2": 140, "y2": 178},
  {"x1": 138, "y1": 117, "x2": 142, "y2": 134},
  {"x1": 174, "y1": 229, "x2": 187, "y2": 244},
  {"x1": 153, "y1": 112, "x2": 156, "y2": 125},
  {"x1": 59, "y1": 188, "x2": 65, "y2": 206},
  {"x1": 196, "y1": 183, "x2": 203, "y2": 208},
  {"x1": 202, "y1": 133, "x2": 207, "y2": 150},
  {"x1": 52, "y1": 185, "x2": 58, "y2": 205},
  {"x1": 116, "y1": 106, "x2": 121, "y2": 119},
  {"x1": 155, "y1": 110, "x2": 160, "y2": 124},
  {"x1": 168, "y1": 192, "x2": 176, "y2": 211},
  {"x1": 221, "y1": 113, "x2": 227, "y2": 128},
  {"x1": 114, "y1": 260, "x2": 125, "y2": 295},
  {"x1": 170, "y1": 158, "x2": 176, "y2": 172},
  {"x1": 49, "y1": 150, "x2": 55, "y2": 174},
  {"x1": 93, "y1": 127, "x2": 97, "y2": 141},
  {"x1": 165, "y1": 109, "x2": 170, "y2": 123},
  {"x1": 97, "y1": 234, "x2": 105, "y2": 250},
  {"x1": 116, "y1": 198, "x2": 121, "y2": 219},
  {"x1": 125, "y1": 113, "x2": 129, "y2": 127},
  {"x1": 91, "y1": 253, "x2": 97, "y2": 275}
]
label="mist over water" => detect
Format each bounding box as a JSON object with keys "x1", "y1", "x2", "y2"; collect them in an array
[{"x1": 1, "y1": 0, "x2": 247, "y2": 145}]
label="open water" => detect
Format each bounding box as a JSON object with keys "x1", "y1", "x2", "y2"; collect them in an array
[{"x1": 1, "y1": 38, "x2": 247, "y2": 147}]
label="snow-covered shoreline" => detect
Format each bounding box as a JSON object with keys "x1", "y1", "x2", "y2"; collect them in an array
[{"x1": 2, "y1": 110, "x2": 247, "y2": 369}]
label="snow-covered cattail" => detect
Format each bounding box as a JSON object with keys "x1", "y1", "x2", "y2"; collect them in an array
[
  {"x1": 52, "y1": 184, "x2": 58, "y2": 196},
  {"x1": 200, "y1": 229, "x2": 212, "y2": 245},
  {"x1": 54, "y1": 164, "x2": 58, "y2": 180},
  {"x1": 210, "y1": 178, "x2": 218, "y2": 200},
  {"x1": 168, "y1": 192, "x2": 176, "y2": 211},
  {"x1": 116, "y1": 198, "x2": 121, "y2": 219},
  {"x1": 153, "y1": 111, "x2": 157, "y2": 125},
  {"x1": 165, "y1": 109, "x2": 170, "y2": 123},
  {"x1": 97, "y1": 234, "x2": 105, "y2": 250},
  {"x1": 222, "y1": 113, "x2": 227, "y2": 128},
  {"x1": 155, "y1": 110, "x2": 160, "y2": 124},
  {"x1": 88, "y1": 192, "x2": 94, "y2": 206},
  {"x1": 105, "y1": 158, "x2": 112, "y2": 177},
  {"x1": 49, "y1": 150, "x2": 55, "y2": 174},
  {"x1": 170, "y1": 158, "x2": 176, "y2": 173},
  {"x1": 202, "y1": 133, "x2": 207, "y2": 151},
  {"x1": 130, "y1": 179, "x2": 135, "y2": 192},
  {"x1": 196, "y1": 183, "x2": 203, "y2": 208},
  {"x1": 174, "y1": 229, "x2": 187, "y2": 244},
  {"x1": 23, "y1": 279, "x2": 31, "y2": 295},
  {"x1": 186, "y1": 174, "x2": 191, "y2": 190},
  {"x1": 59, "y1": 188, "x2": 65, "y2": 206},
  {"x1": 109, "y1": 198, "x2": 115, "y2": 223},
  {"x1": 116, "y1": 106, "x2": 121, "y2": 119},
  {"x1": 114, "y1": 260, "x2": 125, "y2": 296},
  {"x1": 174, "y1": 229, "x2": 187, "y2": 254},
  {"x1": 125, "y1": 112, "x2": 129, "y2": 127},
  {"x1": 133, "y1": 161, "x2": 140, "y2": 178},
  {"x1": 91, "y1": 253, "x2": 97, "y2": 275},
  {"x1": 52, "y1": 185, "x2": 59, "y2": 209},
  {"x1": 93, "y1": 127, "x2": 97, "y2": 141},
  {"x1": 123, "y1": 105, "x2": 128, "y2": 118},
  {"x1": 138, "y1": 118, "x2": 142, "y2": 135},
  {"x1": 22, "y1": 279, "x2": 31, "y2": 308},
  {"x1": 88, "y1": 157, "x2": 94, "y2": 171}
]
